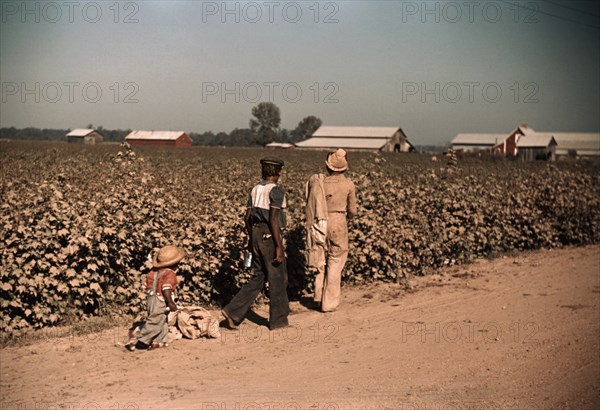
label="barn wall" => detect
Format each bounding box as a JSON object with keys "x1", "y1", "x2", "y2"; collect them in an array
[
  {"x1": 452, "y1": 144, "x2": 495, "y2": 152},
  {"x1": 67, "y1": 136, "x2": 84, "y2": 144},
  {"x1": 504, "y1": 133, "x2": 518, "y2": 156},
  {"x1": 126, "y1": 136, "x2": 192, "y2": 147},
  {"x1": 126, "y1": 139, "x2": 177, "y2": 147},
  {"x1": 88, "y1": 131, "x2": 104, "y2": 143},
  {"x1": 520, "y1": 147, "x2": 554, "y2": 161},
  {"x1": 175, "y1": 134, "x2": 192, "y2": 147}
]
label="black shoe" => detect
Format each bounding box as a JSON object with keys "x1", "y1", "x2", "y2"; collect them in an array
[{"x1": 269, "y1": 322, "x2": 289, "y2": 331}]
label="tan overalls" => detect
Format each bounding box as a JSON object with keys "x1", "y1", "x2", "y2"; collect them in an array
[{"x1": 314, "y1": 174, "x2": 357, "y2": 312}]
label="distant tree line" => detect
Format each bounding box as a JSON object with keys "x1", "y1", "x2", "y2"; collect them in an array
[
  {"x1": 0, "y1": 126, "x2": 130, "y2": 143},
  {"x1": 0, "y1": 103, "x2": 322, "y2": 147}
]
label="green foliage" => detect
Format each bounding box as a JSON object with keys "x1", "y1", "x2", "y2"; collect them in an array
[
  {"x1": 249, "y1": 102, "x2": 281, "y2": 145},
  {"x1": 291, "y1": 115, "x2": 322, "y2": 143},
  {"x1": 1, "y1": 142, "x2": 599, "y2": 337}
]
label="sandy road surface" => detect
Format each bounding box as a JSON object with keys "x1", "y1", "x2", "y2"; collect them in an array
[{"x1": 1, "y1": 245, "x2": 599, "y2": 410}]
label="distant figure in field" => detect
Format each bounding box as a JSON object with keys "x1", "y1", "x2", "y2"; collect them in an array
[
  {"x1": 305, "y1": 149, "x2": 357, "y2": 312},
  {"x1": 221, "y1": 157, "x2": 289, "y2": 330}
]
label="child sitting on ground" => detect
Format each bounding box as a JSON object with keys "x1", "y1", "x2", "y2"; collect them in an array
[{"x1": 126, "y1": 245, "x2": 184, "y2": 351}]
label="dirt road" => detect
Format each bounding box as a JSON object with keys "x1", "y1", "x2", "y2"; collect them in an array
[{"x1": 1, "y1": 245, "x2": 599, "y2": 410}]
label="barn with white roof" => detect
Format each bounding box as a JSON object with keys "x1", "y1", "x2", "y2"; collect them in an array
[
  {"x1": 517, "y1": 134, "x2": 557, "y2": 161},
  {"x1": 66, "y1": 129, "x2": 103, "y2": 144},
  {"x1": 295, "y1": 126, "x2": 414, "y2": 152},
  {"x1": 125, "y1": 131, "x2": 192, "y2": 147},
  {"x1": 549, "y1": 133, "x2": 600, "y2": 157}
]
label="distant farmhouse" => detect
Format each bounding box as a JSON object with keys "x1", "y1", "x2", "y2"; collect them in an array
[
  {"x1": 451, "y1": 124, "x2": 535, "y2": 156},
  {"x1": 516, "y1": 134, "x2": 557, "y2": 161},
  {"x1": 295, "y1": 126, "x2": 414, "y2": 152},
  {"x1": 66, "y1": 128, "x2": 103, "y2": 144},
  {"x1": 266, "y1": 142, "x2": 295, "y2": 149},
  {"x1": 125, "y1": 131, "x2": 192, "y2": 147},
  {"x1": 451, "y1": 124, "x2": 599, "y2": 160}
]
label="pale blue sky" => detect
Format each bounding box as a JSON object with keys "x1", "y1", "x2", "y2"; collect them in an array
[{"x1": 1, "y1": 0, "x2": 599, "y2": 144}]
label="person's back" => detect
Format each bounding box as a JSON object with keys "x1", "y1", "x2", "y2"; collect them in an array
[
  {"x1": 310, "y1": 149, "x2": 357, "y2": 312},
  {"x1": 323, "y1": 173, "x2": 357, "y2": 217},
  {"x1": 222, "y1": 157, "x2": 289, "y2": 330}
]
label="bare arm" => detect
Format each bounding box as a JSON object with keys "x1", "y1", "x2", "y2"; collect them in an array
[
  {"x1": 269, "y1": 207, "x2": 285, "y2": 264},
  {"x1": 163, "y1": 289, "x2": 178, "y2": 312}
]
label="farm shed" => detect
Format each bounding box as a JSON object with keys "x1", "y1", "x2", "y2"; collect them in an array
[
  {"x1": 550, "y1": 133, "x2": 600, "y2": 157},
  {"x1": 502, "y1": 124, "x2": 536, "y2": 156},
  {"x1": 66, "y1": 129, "x2": 103, "y2": 144},
  {"x1": 125, "y1": 131, "x2": 192, "y2": 147},
  {"x1": 295, "y1": 126, "x2": 414, "y2": 152},
  {"x1": 450, "y1": 134, "x2": 506, "y2": 153},
  {"x1": 517, "y1": 134, "x2": 557, "y2": 161},
  {"x1": 451, "y1": 123, "x2": 536, "y2": 156}
]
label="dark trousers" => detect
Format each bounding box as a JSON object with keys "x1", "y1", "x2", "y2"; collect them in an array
[{"x1": 224, "y1": 223, "x2": 289, "y2": 329}]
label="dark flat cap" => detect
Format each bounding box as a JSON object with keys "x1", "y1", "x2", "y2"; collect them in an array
[{"x1": 260, "y1": 157, "x2": 285, "y2": 167}]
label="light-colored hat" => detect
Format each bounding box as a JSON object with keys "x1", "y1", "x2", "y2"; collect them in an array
[
  {"x1": 152, "y1": 245, "x2": 186, "y2": 268},
  {"x1": 326, "y1": 148, "x2": 348, "y2": 172}
]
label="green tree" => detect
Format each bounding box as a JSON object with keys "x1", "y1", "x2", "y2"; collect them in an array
[
  {"x1": 291, "y1": 115, "x2": 321, "y2": 143},
  {"x1": 249, "y1": 102, "x2": 281, "y2": 146}
]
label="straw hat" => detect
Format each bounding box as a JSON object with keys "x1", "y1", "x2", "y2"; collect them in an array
[
  {"x1": 326, "y1": 148, "x2": 348, "y2": 172},
  {"x1": 152, "y1": 245, "x2": 186, "y2": 268}
]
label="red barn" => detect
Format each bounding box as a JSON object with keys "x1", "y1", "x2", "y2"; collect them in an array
[
  {"x1": 125, "y1": 131, "x2": 192, "y2": 147},
  {"x1": 451, "y1": 123, "x2": 536, "y2": 157},
  {"x1": 495, "y1": 123, "x2": 536, "y2": 156}
]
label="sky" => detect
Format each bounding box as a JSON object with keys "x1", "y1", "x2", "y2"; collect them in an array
[{"x1": 1, "y1": 0, "x2": 599, "y2": 145}]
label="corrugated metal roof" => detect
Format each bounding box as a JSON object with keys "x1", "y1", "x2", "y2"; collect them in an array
[
  {"x1": 125, "y1": 130, "x2": 187, "y2": 141},
  {"x1": 295, "y1": 137, "x2": 389, "y2": 150},
  {"x1": 521, "y1": 132, "x2": 599, "y2": 152},
  {"x1": 554, "y1": 139, "x2": 600, "y2": 151},
  {"x1": 517, "y1": 134, "x2": 556, "y2": 147},
  {"x1": 551, "y1": 132, "x2": 599, "y2": 141},
  {"x1": 451, "y1": 134, "x2": 506, "y2": 145},
  {"x1": 552, "y1": 133, "x2": 600, "y2": 150},
  {"x1": 312, "y1": 126, "x2": 400, "y2": 138},
  {"x1": 67, "y1": 128, "x2": 95, "y2": 137}
]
